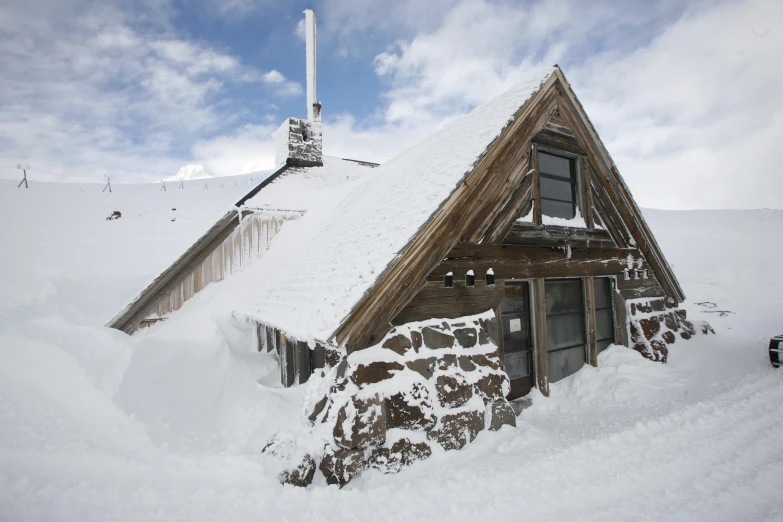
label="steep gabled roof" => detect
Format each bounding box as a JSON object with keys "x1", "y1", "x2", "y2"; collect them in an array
[
  {"x1": 237, "y1": 66, "x2": 685, "y2": 350},
  {"x1": 237, "y1": 67, "x2": 557, "y2": 344}
]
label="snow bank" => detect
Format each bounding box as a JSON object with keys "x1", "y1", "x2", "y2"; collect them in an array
[{"x1": 1, "y1": 175, "x2": 782, "y2": 520}]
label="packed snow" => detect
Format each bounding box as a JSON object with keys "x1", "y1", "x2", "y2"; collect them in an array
[{"x1": 1, "y1": 176, "x2": 782, "y2": 521}]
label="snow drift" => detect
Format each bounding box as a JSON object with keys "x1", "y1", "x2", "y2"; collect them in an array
[{"x1": 1, "y1": 177, "x2": 782, "y2": 521}]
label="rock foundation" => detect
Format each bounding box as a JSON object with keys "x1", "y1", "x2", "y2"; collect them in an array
[
  {"x1": 299, "y1": 310, "x2": 516, "y2": 487},
  {"x1": 628, "y1": 298, "x2": 714, "y2": 362}
]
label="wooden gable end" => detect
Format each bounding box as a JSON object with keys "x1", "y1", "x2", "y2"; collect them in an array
[
  {"x1": 333, "y1": 68, "x2": 683, "y2": 353},
  {"x1": 333, "y1": 73, "x2": 561, "y2": 352}
]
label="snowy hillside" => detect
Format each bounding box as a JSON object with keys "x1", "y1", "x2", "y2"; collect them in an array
[
  {"x1": 162, "y1": 164, "x2": 212, "y2": 182},
  {"x1": 1, "y1": 178, "x2": 782, "y2": 521}
]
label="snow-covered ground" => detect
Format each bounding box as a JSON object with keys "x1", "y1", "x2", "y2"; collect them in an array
[{"x1": 1, "y1": 178, "x2": 782, "y2": 521}]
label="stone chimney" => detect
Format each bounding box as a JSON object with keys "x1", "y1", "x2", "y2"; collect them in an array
[{"x1": 274, "y1": 9, "x2": 323, "y2": 168}]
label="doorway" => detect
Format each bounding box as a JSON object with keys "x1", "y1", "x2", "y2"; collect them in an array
[
  {"x1": 545, "y1": 279, "x2": 587, "y2": 383},
  {"x1": 501, "y1": 282, "x2": 534, "y2": 399}
]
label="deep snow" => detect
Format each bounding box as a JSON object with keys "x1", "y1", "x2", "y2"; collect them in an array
[{"x1": 1, "y1": 178, "x2": 782, "y2": 521}]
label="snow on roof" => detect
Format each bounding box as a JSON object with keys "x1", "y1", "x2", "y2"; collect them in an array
[
  {"x1": 238, "y1": 67, "x2": 555, "y2": 344},
  {"x1": 242, "y1": 156, "x2": 374, "y2": 212}
]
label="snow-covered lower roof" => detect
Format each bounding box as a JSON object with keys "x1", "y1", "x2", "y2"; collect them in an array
[
  {"x1": 243, "y1": 156, "x2": 374, "y2": 212},
  {"x1": 238, "y1": 67, "x2": 555, "y2": 344}
]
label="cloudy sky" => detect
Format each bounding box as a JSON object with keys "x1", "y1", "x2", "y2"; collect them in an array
[{"x1": 0, "y1": 0, "x2": 779, "y2": 209}]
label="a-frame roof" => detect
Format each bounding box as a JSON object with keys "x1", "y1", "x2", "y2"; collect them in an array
[{"x1": 238, "y1": 66, "x2": 684, "y2": 350}]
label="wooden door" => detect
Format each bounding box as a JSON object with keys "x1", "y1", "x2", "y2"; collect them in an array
[{"x1": 501, "y1": 282, "x2": 534, "y2": 399}]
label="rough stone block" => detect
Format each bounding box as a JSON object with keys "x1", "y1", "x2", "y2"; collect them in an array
[
  {"x1": 411, "y1": 331, "x2": 423, "y2": 350},
  {"x1": 350, "y1": 361, "x2": 405, "y2": 386},
  {"x1": 279, "y1": 454, "x2": 316, "y2": 487},
  {"x1": 453, "y1": 327, "x2": 478, "y2": 348},
  {"x1": 438, "y1": 353, "x2": 458, "y2": 370},
  {"x1": 436, "y1": 374, "x2": 473, "y2": 408},
  {"x1": 486, "y1": 400, "x2": 516, "y2": 431},
  {"x1": 306, "y1": 395, "x2": 328, "y2": 423},
  {"x1": 474, "y1": 373, "x2": 507, "y2": 402},
  {"x1": 470, "y1": 353, "x2": 501, "y2": 370},
  {"x1": 406, "y1": 357, "x2": 437, "y2": 379},
  {"x1": 458, "y1": 355, "x2": 476, "y2": 372},
  {"x1": 386, "y1": 382, "x2": 437, "y2": 431},
  {"x1": 320, "y1": 447, "x2": 365, "y2": 488},
  {"x1": 333, "y1": 394, "x2": 386, "y2": 449},
  {"x1": 662, "y1": 330, "x2": 676, "y2": 344},
  {"x1": 369, "y1": 438, "x2": 432, "y2": 474},
  {"x1": 422, "y1": 327, "x2": 455, "y2": 349},
  {"x1": 437, "y1": 409, "x2": 484, "y2": 451},
  {"x1": 639, "y1": 317, "x2": 661, "y2": 340},
  {"x1": 382, "y1": 334, "x2": 413, "y2": 356}
]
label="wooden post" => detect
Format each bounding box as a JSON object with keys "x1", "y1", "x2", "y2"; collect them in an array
[
  {"x1": 580, "y1": 158, "x2": 595, "y2": 229},
  {"x1": 531, "y1": 278, "x2": 549, "y2": 396},
  {"x1": 585, "y1": 276, "x2": 598, "y2": 367},
  {"x1": 531, "y1": 143, "x2": 542, "y2": 225}
]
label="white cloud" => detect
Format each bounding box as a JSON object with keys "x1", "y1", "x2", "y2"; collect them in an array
[
  {"x1": 0, "y1": 0, "x2": 302, "y2": 182},
  {"x1": 324, "y1": 0, "x2": 782, "y2": 210}
]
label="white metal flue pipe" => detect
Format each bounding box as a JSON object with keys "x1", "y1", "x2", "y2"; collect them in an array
[{"x1": 305, "y1": 9, "x2": 318, "y2": 122}]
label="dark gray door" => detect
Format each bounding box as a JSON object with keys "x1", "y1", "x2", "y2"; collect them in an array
[
  {"x1": 545, "y1": 279, "x2": 586, "y2": 383},
  {"x1": 501, "y1": 282, "x2": 533, "y2": 399}
]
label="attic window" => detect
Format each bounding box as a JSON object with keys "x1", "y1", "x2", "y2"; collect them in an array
[
  {"x1": 466, "y1": 270, "x2": 475, "y2": 287},
  {"x1": 539, "y1": 152, "x2": 577, "y2": 219},
  {"x1": 486, "y1": 268, "x2": 495, "y2": 286},
  {"x1": 444, "y1": 272, "x2": 453, "y2": 288}
]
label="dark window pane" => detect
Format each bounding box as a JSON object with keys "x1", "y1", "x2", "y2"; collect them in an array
[
  {"x1": 545, "y1": 279, "x2": 583, "y2": 315},
  {"x1": 596, "y1": 309, "x2": 614, "y2": 342},
  {"x1": 539, "y1": 152, "x2": 572, "y2": 180},
  {"x1": 541, "y1": 199, "x2": 575, "y2": 219},
  {"x1": 540, "y1": 176, "x2": 573, "y2": 203},
  {"x1": 593, "y1": 278, "x2": 613, "y2": 309},
  {"x1": 504, "y1": 352, "x2": 530, "y2": 379},
  {"x1": 548, "y1": 345, "x2": 585, "y2": 382},
  {"x1": 547, "y1": 314, "x2": 586, "y2": 351}
]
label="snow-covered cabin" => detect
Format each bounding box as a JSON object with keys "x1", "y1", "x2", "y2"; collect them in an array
[{"x1": 108, "y1": 45, "x2": 704, "y2": 484}]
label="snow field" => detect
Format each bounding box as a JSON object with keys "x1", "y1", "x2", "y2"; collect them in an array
[{"x1": 0, "y1": 178, "x2": 782, "y2": 521}]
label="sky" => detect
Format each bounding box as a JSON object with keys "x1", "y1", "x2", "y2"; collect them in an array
[{"x1": 0, "y1": 0, "x2": 780, "y2": 209}]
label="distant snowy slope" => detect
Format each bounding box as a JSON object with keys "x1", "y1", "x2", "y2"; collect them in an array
[
  {"x1": 162, "y1": 164, "x2": 212, "y2": 182},
  {"x1": 0, "y1": 178, "x2": 782, "y2": 522}
]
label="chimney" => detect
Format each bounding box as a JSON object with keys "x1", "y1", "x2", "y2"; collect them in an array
[{"x1": 274, "y1": 9, "x2": 323, "y2": 168}]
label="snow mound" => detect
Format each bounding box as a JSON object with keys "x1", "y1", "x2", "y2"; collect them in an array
[{"x1": 162, "y1": 165, "x2": 212, "y2": 182}]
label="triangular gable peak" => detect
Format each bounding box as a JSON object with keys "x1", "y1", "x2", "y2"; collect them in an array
[{"x1": 335, "y1": 67, "x2": 684, "y2": 352}]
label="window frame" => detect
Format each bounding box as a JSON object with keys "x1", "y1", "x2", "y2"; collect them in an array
[{"x1": 532, "y1": 143, "x2": 591, "y2": 227}]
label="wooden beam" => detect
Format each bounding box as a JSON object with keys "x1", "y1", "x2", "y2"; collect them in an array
[
  {"x1": 532, "y1": 128, "x2": 585, "y2": 157},
  {"x1": 531, "y1": 142, "x2": 542, "y2": 225},
  {"x1": 428, "y1": 244, "x2": 641, "y2": 281},
  {"x1": 500, "y1": 222, "x2": 615, "y2": 249},
  {"x1": 590, "y1": 179, "x2": 630, "y2": 249},
  {"x1": 481, "y1": 170, "x2": 534, "y2": 244},
  {"x1": 532, "y1": 278, "x2": 549, "y2": 396},
  {"x1": 585, "y1": 276, "x2": 598, "y2": 367},
  {"x1": 580, "y1": 158, "x2": 595, "y2": 229}
]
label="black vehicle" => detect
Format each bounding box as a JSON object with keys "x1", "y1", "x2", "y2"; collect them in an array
[{"x1": 770, "y1": 335, "x2": 783, "y2": 368}]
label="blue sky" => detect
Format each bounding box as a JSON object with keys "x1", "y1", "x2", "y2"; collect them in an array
[{"x1": 0, "y1": 0, "x2": 780, "y2": 209}]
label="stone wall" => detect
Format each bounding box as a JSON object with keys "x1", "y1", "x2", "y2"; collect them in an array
[
  {"x1": 278, "y1": 310, "x2": 516, "y2": 487},
  {"x1": 627, "y1": 298, "x2": 714, "y2": 363}
]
